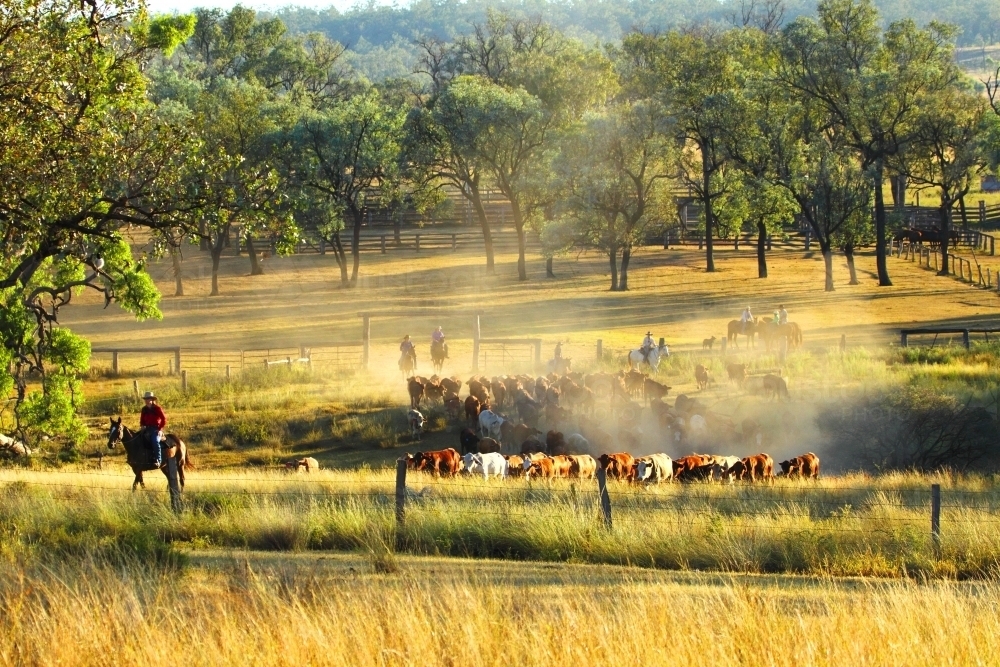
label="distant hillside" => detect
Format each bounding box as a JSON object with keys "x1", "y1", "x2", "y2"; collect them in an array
[{"x1": 273, "y1": 0, "x2": 1000, "y2": 51}]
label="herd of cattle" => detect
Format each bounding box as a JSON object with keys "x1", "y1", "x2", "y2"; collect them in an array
[{"x1": 401, "y1": 370, "x2": 817, "y2": 485}]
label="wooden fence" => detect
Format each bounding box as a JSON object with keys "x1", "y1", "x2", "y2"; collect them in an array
[
  {"x1": 91, "y1": 343, "x2": 364, "y2": 376},
  {"x1": 900, "y1": 328, "x2": 1000, "y2": 349}
]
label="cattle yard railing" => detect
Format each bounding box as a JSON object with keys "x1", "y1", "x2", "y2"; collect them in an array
[
  {"x1": 899, "y1": 328, "x2": 1000, "y2": 349},
  {"x1": 894, "y1": 240, "x2": 1000, "y2": 293},
  {"x1": 91, "y1": 344, "x2": 364, "y2": 377}
]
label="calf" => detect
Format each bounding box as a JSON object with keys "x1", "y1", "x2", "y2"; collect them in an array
[
  {"x1": 520, "y1": 436, "x2": 546, "y2": 455},
  {"x1": 694, "y1": 364, "x2": 710, "y2": 391},
  {"x1": 512, "y1": 424, "x2": 542, "y2": 448},
  {"x1": 491, "y1": 379, "x2": 507, "y2": 408},
  {"x1": 440, "y1": 377, "x2": 462, "y2": 395},
  {"x1": 524, "y1": 455, "x2": 556, "y2": 479},
  {"x1": 285, "y1": 457, "x2": 320, "y2": 472},
  {"x1": 671, "y1": 454, "x2": 714, "y2": 481},
  {"x1": 407, "y1": 377, "x2": 425, "y2": 408},
  {"x1": 506, "y1": 454, "x2": 526, "y2": 477},
  {"x1": 762, "y1": 374, "x2": 789, "y2": 400},
  {"x1": 737, "y1": 453, "x2": 774, "y2": 482},
  {"x1": 463, "y1": 452, "x2": 507, "y2": 479},
  {"x1": 407, "y1": 409, "x2": 426, "y2": 440},
  {"x1": 726, "y1": 363, "x2": 747, "y2": 386},
  {"x1": 598, "y1": 453, "x2": 635, "y2": 480},
  {"x1": 478, "y1": 409, "x2": 504, "y2": 440},
  {"x1": 423, "y1": 380, "x2": 445, "y2": 402},
  {"x1": 546, "y1": 430, "x2": 568, "y2": 456},
  {"x1": 444, "y1": 394, "x2": 462, "y2": 419},
  {"x1": 779, "y1": 452, "x2": 820, "y2": 479},
  {"x1": 459, "y1": 428, "x2": 480, "y2": 455}
]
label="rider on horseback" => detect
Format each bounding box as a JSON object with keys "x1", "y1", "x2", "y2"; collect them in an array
[
  {"x1": 778, "y1": 305, "x2": 787, "y2": 325},
  {"x1": 399, "y1": 335, "x2": 415, "y2": 364},
  {"x1": 641, "y1": 332, "x2": 655, "y2": 362},
  {"x1": 740, "y1": 306, "x2": 753, "y2": 333},
  {"x1": 139, "y1": 391, "x2": 166, "y2": 468},
  {"x1": 554, "y1": 342, "x2": 563, "y2": 360}
]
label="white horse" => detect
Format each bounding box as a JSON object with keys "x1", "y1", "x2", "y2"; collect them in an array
[{"x1": 627, "y1": 344, "x2": 669, "y2": 372}]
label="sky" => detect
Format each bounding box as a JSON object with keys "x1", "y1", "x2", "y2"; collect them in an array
[{"x1": 146, "y1": 0, "x2": 399, "y2": 15}]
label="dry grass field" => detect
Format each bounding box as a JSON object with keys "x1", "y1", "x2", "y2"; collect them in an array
[{"x1": 2, "y1": 550, "x2": 999, "y2": 667}]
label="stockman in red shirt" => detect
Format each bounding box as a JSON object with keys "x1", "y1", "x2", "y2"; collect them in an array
[{"x1": 140, "y1": 391, "x2": 166, "y2": 467}]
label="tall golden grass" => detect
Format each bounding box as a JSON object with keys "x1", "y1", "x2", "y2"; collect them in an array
[
  {"x1": 1, "y1": 552, "x2": 998, "y2": 666},
  {"x1": 2, "y1": 467, "x2": 998, "y2": 578}
]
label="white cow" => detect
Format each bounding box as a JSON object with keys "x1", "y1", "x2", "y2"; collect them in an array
[
  {"x1": 635, "y1": 453, "x2": 673, "y2": 484},
  {"x1": 463, "y1": 452, "x2": 508, "y2": 479},
  {"x1": 407, "y1": 409, "x2": 425, "y2": 440},
  {"x1": 478, "y1": 409, "x2": 504, "y2": 440}
]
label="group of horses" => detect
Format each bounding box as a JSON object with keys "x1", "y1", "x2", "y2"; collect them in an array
[
  {"x1": 400, "y1": 340, "x2": 449, "y2": 376},
  {"x1": 893, "y1": 227, "x2": 960, "y2": 247},
  {"x1": 726, "y1": 319, "x2": 803, "y2": 351}
]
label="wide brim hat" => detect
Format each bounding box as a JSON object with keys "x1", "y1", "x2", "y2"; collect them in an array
[{"x1": 142, "y1": 391, "x2": 156, "y2": 400}]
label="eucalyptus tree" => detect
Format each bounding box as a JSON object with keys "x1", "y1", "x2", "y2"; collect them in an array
[
  {"x1": 622, "y1": 27, "x2": 750, "y2": 273},
  {"x1": 893, "y1": 85, "x2": 987, "y2": 275},
  {"x1": 778, "y1": 0, "x2": 961, "y2": 286},
  {"x1": 554, "y1": 102, "x2": 676, "y2": 290},
  {"x1": 0, "y1": 0, "x2": 197, "y2": 443},
  {"x1": 288, "y1": 88, "x2": 407, "y2": 286}
]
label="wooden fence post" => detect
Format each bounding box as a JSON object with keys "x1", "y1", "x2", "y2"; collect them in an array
[
  {"x1": 452, "y1": 234, "x2": 457, "y2": 251},
  {"x1": 166, "y1": 454, "x2": 182, "y2": 514},
  {"x1": 380, "y1": 235, "x2": 386, "y2": 254},
  {"x1": 931, "y1": 483, "x2": 941, "y2": 558},
  {"x1": 133, "y1": 380, "x2": 140, "y2": 401},
  {"x1": 395, "y1": 459, "x2": 407, "y2": 551},
  {"x1": 596, "y1": 467, "x2": 612, "y2": 529},
  {"x1": 596, "y1": 339, "x2": 603, "y2": 361},
  {"x1": 901, "y1": 331, "x2": 908, "y2": 347},
  {"x1": 181, "y1": 370, "x2": 188, "y2": 392},
  {"x1": 112, "y1": 351, "x2": 119, "y2": 376},
  {"x1": 472, "y1": 315, "x2": 481, "y2": 371},
  {"x1": 225, "y1": 364, "x2": 231, "y2": 381},
  {"x1": 362, "y1": 314, "x2": 371, "y2": 370},
  {"x1": 840, "y1": 334, "x2": 846, "y2": 354},
  {"x1": 963, "y1": 330, "x2": 970, "y2": 350},
  {"x1": 979, "y1": 200, "x2": 986, "y2": 225},
  {"x1": 415, "y1": 234, "x2": 421, "y2": 252},
  {"x1": 174, "y1": 348, "x2": 181, "y2": 376},
  {"x1": 663, "y1": 230, "x2": 669, "y2": 250}
]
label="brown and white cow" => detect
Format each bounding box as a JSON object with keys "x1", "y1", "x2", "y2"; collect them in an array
[
  {"x1": 779, "y1": 452, "x2": 820, "y2": 479},
  {"x1": 598, "y1": 453, "x2": 635, "y2": 480},
  {"x1": 408, "y1": 448, "x2": 463, "y2": 477}
]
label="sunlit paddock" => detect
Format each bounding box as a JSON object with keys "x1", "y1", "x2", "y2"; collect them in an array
[{"x1": 3, "y1": 466, "x2": 999, "y2": 579}]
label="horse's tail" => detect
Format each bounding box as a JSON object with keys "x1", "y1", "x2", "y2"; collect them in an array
[{"x1": 183, "y1": 449, "x2": 195, "y2": 470}]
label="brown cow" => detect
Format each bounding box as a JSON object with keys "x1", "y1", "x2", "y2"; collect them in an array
[
  {"x1": 550, "y1": 455, "x2": 574, "y2": 478},
  {"x1": 506, "y1": 454, "x2": 525, "y2": 477},
  {"x1": 444, "y1": 394, "x2": 462, "y2": 419},
  {"x1": 568, "y1": 454, "x2": 597, "y2": 479},
  {"x1": 477, "y1": 437, "x2": 501, "y2": 454},
  {"x1": 491, "y1": 378, "x2": 507, "y2": 408},
  {"x1": 468, "y1": 379, "x2": 490, "y2": 404},
  {"x1": 407, "y1": 377, "x2": 425, "y2": 409},
  {"x1": 598, "y1": 453, "x2": 635, "y2": 480},
  {"x1": 671, "y1": 454, "x2": 715, "y2": 481},
  {"x1": 779, "y1": 452, "x2": 820, "y2": 479},
  {"x1": 520, "y1": 436, "x2": 546, "y2": 455},
  {"x1": 410, "y1": 448, "x2": 463, "y2": 477},
  {"x1": 525, "y1": 456, "x2": 556, "y2": 479},
  {"x1": 464, "y1": 395, "x2": 482, "y2": 425},
  {"x1": 762, "y1": 374, "x2": 789, "y2": 400},
  {"x1": 643, "y1": 378, "x2": 671, "y2": 405},
  {"x1": 423, "y1": 379, "x2": 445, "y2": 402},
  {"x1": 730, "y1": 453, "x2": 774, "y2": 482},
  {"x1": 440, "y1": 377, "x2": 462, "y2": 395}
]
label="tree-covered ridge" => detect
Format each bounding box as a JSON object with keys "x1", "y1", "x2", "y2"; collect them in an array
[{"x1": 273, "y1": 0, "x2": 1000, "y2": 54}]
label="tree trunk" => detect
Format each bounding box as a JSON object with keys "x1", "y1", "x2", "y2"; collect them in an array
[
  {"x1": 959, "y1": 196, "x2": 968, "y2": 229},
  {"x1": 509, "y1": 198, "x2": 527, "y2": 281},
  {"x1": 608, "y1": 246, "x2": 619, "y2": 291},
  {"x1": 821, "y1": 239, "x2": 834, "y2": 292},
  {"x1": 330, "y1": 233, "x2": 349, "y2": 286},
  {"x1": 245, "y1": 235, "x2": 264, "y2": 275},
  {"x1": 210, "y1": 229, "x2": 226, "y2": 297},
  {"x1": 546, "y1": 257, "x2": 554, "y2": 278},
  {"x1": 891, "y1": 175, "x2": 907, "y2": 210},
  {"x1": 619, "y1": 247, "x2": 632, "y2": 291},
  {"x1": 938, "y1": 198, "x2": 952, "y2": 276},
  {"x1": 199, "y1": 220, "x2": 208, "y2": 251},
  {"x1": 702, "y1": 155, "x2": 715, "y2": 272},
  {"x1": 845, "y1": 243, "x2": 859, "y2": 285},
  {"x1": 467, "y1": 181, "x2": 495, "y2": 274},
  {"x1": 756, "y1": 220, "x2": 768, "y2": 278},
  {"x1": 873, "y1": 162, "x2": 892, "y2": 286},
  {"x1": 170, "y1": 246, "x2": 184, "y2": 296},
  {"x1": 350, "y1": 207, "x2": 363, "y2": 285}
]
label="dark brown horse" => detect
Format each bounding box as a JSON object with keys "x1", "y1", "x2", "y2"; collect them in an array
[
  {"x1": 107, "y1": 417, "x2": 193, "y2": 491},
  {"x1": 431, "y1": 340, "x2": 448, "y2": 372}
]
